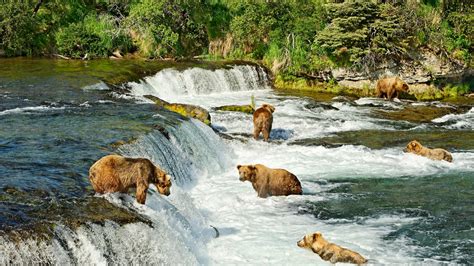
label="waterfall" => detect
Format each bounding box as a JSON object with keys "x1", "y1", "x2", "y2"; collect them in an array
[
  {"x1": 118, "y1": 119, "x2": 233, "y2": 187},
  {"x1": 0, "y1": 119, "x2": 233, "y2": 265},
  {"x1": 127, "y1": 64, "x2": 271, "y2": 101},
  {"x1": 0, "y1": 63, "x2": 265, "y2": 265}
]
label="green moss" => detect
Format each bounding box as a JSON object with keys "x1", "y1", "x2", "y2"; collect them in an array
[
  {"x1": 274, "y1": 74, "x2": 366, "y2": 97},
  {"x1": 410, "y1": 83, "x2": 471, "y2": 101},
  {"x1": 165, "y1": 104, "x2": 211, "y2": 125},
  {"x1": 166, "y1": 104, "x2": 187, "y2": 117},
  {"x1": 215, "y1": 105, "x2": 254, "y2": 114}
]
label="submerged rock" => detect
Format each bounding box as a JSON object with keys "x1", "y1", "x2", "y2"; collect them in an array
[
  {"x1": 145, "y1": 95, "x2": 211, "y2": 125},
  {"x1": 214, "y1": 104, "x2": 255, "y2": 114},
  {"x1": 374, "y1": 104, "x2": 469, "y2": 123},
  {"x1": 0, "y1": 186, "x2": 151, "y2": 241}
]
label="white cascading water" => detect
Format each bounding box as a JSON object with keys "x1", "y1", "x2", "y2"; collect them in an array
[
  {"x1": 123, "y1": 65, "x2": 473, "y2": 264},
  {"x1": 0, "y1": 117, "x2": 232, "y2": 264},
  {"x1": 127, "y1": 65, "x2": 272, "y2": 107},
  {"x1": 3, "y1": 65, "x2": 472, "y2": 264}
]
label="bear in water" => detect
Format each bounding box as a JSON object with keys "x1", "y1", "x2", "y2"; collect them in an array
[
  {"x1": 404, "y1": 140, "x2": 453, "y2": 162},
  {"x1": 89, "y1": 154, "x2": 172, "y2": 204},
  {"x1": 375, "y1": 77, "x2": 409, "y2": 100},
  {"x1": 237, "y1": 164, "x2": 302, "y2": 198},
  {"x1": 297, "y1": 232, "x2": 368, "y2": 265},
  {"x1": 253, "y1": 104, "x2": 275, "y2": 141}
]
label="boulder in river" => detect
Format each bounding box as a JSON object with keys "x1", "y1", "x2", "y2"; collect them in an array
[
  {"x1": 145, "y1": 95, "x2": 211, "y2": 125},
  {"x1": 214, "y1": 104, "x2": 255, "y2": 114}
]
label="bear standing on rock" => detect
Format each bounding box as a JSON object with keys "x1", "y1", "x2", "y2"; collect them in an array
[
  {"x1": 89, "y1": 155, "x2": 172, "y2": 204},
  {"x1": 253, "y1": 104, "x2": 275, "y2": 141},
  {"x1": 375, "y1": 77, "x2": 409, "y2": 100},
  {"x1": 237, "y1": 164, "x2": 302, "y2": 198}
]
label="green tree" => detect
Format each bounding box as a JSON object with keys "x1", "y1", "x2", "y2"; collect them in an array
[{"x1": 0, "y1": 2, "x2": 43, "y2": 56}]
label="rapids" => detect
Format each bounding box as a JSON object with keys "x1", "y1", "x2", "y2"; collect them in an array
[{"x1": 0, "y1": 60, "x2": 473, "y2": 264}]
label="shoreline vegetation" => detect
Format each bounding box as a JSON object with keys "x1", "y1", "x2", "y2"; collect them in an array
[{"x1": 1, "y1": 0, "x2": 472, "y2": 100}]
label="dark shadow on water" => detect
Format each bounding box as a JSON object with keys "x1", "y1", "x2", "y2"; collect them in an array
[{"x1": 270, "y1": 128, "x2": 294, "y2": 140}]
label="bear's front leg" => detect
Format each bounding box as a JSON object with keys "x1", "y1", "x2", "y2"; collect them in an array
[
  {"x1": 136, "y1": 184, "x2": 148, "y2": 204},
  {"x1": 257, "y1": 186, "x2": 269, "y2": 198}
]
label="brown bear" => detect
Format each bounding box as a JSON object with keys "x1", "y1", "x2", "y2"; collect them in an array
[
  {"x1": 375, "y1": 77, "x2": 409, "y2": 100},
  {"x1": 237, "y1": 164, "x2": 302, "y2": 198},
  {"x1": 253, "y1": 104, "x2": 275, "y2": 141},
  {"x1": 404, "y1": 140, "x2": 453, "y2": 162},
  {"x1": 89, "y1": 154, "x2": 172, "y2": 204},
  {"x1": 297, "y1": 232, "x2": 368, "y2": 265}
]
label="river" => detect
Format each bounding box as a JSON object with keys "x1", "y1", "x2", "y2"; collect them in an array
[{"x1": 0, "y1": 59, "x2": 473, "y2": 264}]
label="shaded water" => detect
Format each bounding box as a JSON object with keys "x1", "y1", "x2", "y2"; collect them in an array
[{"x1": 1, "y1": 59, "x2": 473, "y2": 264}]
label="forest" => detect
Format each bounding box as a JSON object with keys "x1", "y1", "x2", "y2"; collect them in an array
[{"x1": 0, "y1": 0, "x2": 472, "y2": 78}]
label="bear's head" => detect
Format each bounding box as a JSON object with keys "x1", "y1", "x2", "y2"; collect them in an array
[
  {"x1": 297, "y1": 232, "x2": 326, "y2": 251},
  {"x1": 404, "y1": 140, "x2": 423, "y2": 154},
  {"x1": 154, "y1": 167, "x2": 172, "y2": 196},
  {"x1": 402, "y1": 83, "x2": 409, "y2": 92},
  {"x1": 262, "y1": 104, "x2": 275, "y2": 113},
  {"x1": 396, "y1": 77, "x2": 409, "y2": 92},
  {"x1": 237, "y1": 164, "x2": 257, "y2": 182}
]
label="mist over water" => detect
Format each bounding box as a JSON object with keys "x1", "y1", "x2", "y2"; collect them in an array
[{"x1": 1, "y1": 62, "x2": 473, "y2": 264}]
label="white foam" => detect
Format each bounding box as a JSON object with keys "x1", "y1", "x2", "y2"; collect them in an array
[
  {"x1": 0, "y1": 105, "x2": 66, "y2": 116},
  {"x1": 120, "y1": 66, "x2": 473, "y2": 264},
  {"x1": 79, "y1": 101, "x2": 91, "y2": 107},
  {"x1": 355, "y1": 97, "x2": 404, "y2": 109},
  {"x1": 432, "y1": 107, "x2": 474, "y2": 129},
  {"x1": 82, "y1": 81, "x2": 110, "y2": 91}
]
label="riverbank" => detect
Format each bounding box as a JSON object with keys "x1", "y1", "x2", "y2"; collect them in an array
[
  {"x1": 2, "y1": 56, "x2": 472, "y2": 102},
  {"x1": 273, "y1": 73, "x2": 474, "y2": 101}
]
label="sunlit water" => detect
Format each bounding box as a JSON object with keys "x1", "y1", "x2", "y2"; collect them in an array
[{"x1": 0, "y1": 59, "x2": 473, "y2": 264}]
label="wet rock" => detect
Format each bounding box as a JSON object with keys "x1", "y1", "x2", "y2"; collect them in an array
[
  {"x1": 308, "y1": 130, "x2": 474, "y2": 150},
  {"x1": 288, "y1": 139, "x2": 345, "y2": 148},
  {"x1": 374, "y1": 104, "x2": 469, "y2": 123},
  {"x1": 0, "y1": 194, "x2": 152, "y2": 242},
  {"x1": 145, "y1": 95, "x2": 211, "y2": 125},
  {"x1": 214, "y1": 104, "x2": 254, "y2": 114},
  {"x1": 153, "y1": 124, "x2": 171, "y2": 140},
  {"x1": 326, "y1": 48, "x2": 472, "y2": 100},
  {"x1": 304, "y1": 103, "x2": 339, "y2": 111},
  {"x1": 110, "y1": 137, "x2": 138, "y2": 148}
]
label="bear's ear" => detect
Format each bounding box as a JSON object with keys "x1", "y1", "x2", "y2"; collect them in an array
[
  {"x1": 313, "y1": 232, "x2": 322, "y2": 239},
  {"x1": 237, "y1": 165, "x2": 242, "y2": 170},
  {"x1": 411, "y1": 141, "x2": 418, "y2": 147},
  {"x1": 249, "y1": 165, "x2": 256, "y2": 171},
  {"x1": 269, "y1": 105, "x2": 275, "y2": 113}
]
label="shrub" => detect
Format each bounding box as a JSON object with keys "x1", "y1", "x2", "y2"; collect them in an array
[
  {"x1": 55, "y1": 14, "x2": 130, "y2": 58},
  {"x1": 0, "y1": 3, "x2": 43, "y2": 56}
]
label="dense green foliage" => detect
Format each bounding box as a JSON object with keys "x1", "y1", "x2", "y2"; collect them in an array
[{"x1": 0, "y1": 0, "x2": 472, "y2": 74}]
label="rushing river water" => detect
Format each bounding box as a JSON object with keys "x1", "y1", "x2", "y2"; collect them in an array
[{"x1": 0, "y1": 59, "x2": 473, "y2": 264}]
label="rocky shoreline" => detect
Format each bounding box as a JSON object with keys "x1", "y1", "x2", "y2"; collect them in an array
[{"x1": 268, "y1": 49, "x2": 473, "y2": 101}]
